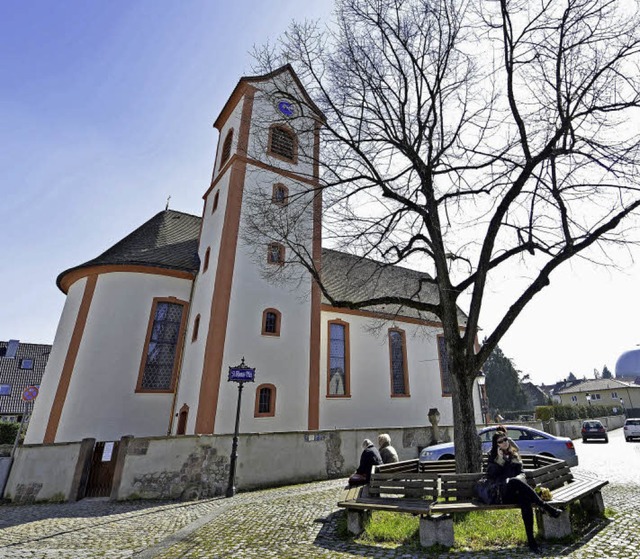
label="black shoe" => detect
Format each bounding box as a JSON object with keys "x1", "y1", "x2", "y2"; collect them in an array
[
  {"x1": 545, "y1": 504, "x2": 562, "y2": 518},
  {"x1": 528, "y1": 541, "x2": 541, "y2": 553}
]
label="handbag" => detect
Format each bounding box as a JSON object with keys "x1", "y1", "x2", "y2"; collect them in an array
[{"x1": 474, "y1": 477, "x2": 502, "y2": 504}]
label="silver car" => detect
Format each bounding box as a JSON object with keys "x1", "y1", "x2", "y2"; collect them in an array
[
  {"x1": 624, "y1": 418, "x2": 640, "y2": 441},
  {"x1": 419, "y1": 425, "x2": 578, "y2": 466}
]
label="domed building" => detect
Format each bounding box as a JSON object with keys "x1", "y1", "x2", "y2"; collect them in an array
[{"x1": 615, "y1": 348, "x2": 640, "y2": 380}]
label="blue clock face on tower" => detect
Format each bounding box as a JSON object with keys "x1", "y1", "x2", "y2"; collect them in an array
[{"x1": 277, "y1": 100, "x2": 295, "y2": 117}]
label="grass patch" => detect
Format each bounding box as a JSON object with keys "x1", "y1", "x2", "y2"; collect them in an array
[{"x1": 339, "y1": 506, "x2": 607, "y2": 552}]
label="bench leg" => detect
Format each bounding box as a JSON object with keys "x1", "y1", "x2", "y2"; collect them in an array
[
  {"x1": 581, "y1": 491, "x2": 605, "y2": 516},
  {"x1": 536, "y1": 508, "x2": 572, "y2": 539},
  {"x1": 419, "y1": 514, "x2": 454, "y2": 548},
  {"x1": 347, "y1": 509, "x2": 370, "y2": 535}
]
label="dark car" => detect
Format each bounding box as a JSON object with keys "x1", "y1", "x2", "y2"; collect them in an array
[{"x1": 581, "y1": 420, "x2": 608, "y2": 443}]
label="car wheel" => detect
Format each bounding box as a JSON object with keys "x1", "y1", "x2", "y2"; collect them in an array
[
  {"x1": 439, "y1": 455, "x2": 455, "y2": 461},
  {"x1": 604, "y1": 436, "x2": 609, "y2": 443},
  {"x1": 582, "y1": 437, "x2": 587, "y2": 443},
  {"x1": 626, "y1": 437, "x2": 631, "y2": 442}
]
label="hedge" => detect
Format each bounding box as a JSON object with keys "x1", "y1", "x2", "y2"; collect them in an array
[
  {"x1": 0, "y1": 421, "x2": 20, "y2": 445},
  {"x1": 534, "y1": 404, "x2": 622, "y2": 421}
]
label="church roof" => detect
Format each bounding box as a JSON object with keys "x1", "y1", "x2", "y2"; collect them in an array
[
  {"x1": 57, "y1": 210, "x2": 201, "y2": 291},
  {"x1": 57, "y1": 210, "x2": 464, "y2": 325},
  {"x1": 321, "y1": 248, "x2": 467, "y2": 325}
]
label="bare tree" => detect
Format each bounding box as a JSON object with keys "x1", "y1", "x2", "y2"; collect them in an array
[{"x1": 248, "y1": 0, "x2": 640, "y2": 472}]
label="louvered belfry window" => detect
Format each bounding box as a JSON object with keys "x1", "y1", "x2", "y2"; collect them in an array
[
  {"x1": 220, "y1": 130, "x2": 233, "y2": 166},
  {"x1": 269, "y1": 126, "x2": 296, "y2": 161},
  {"x1": 141, "y1": 302, "x2": 185, "y2": 390}
]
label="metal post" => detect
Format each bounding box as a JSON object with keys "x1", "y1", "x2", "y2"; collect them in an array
[
  {"x1": 11, "y1": 403, "x2": 28, "y2": 458},
  {"x1": 226, "y1": 381, "x2": 244, "y2": 498}
]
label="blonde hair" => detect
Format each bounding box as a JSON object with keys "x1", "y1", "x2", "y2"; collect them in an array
[{"x1": 378, "y1": 433, "x2": 391, "y2": 447}]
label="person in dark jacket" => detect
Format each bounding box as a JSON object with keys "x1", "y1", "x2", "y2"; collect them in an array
[
  {"x1": 355, "y1": 439, "x2": 383, "y2": 483},
  {"x1": 487, "y1": 432, "x2": 562, "y2": 552}
]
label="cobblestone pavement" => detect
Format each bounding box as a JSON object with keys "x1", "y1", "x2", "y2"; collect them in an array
[{"x1": 0, "y1": 478, "x2": 638, "y2": 559}]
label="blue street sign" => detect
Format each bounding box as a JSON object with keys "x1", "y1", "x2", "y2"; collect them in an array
[{"x1": 228, "y1": 367, "x2": 256, "y2": 383}]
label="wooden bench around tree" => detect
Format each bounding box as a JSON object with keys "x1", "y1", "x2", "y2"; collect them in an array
[{"x1": 337, "y1": 455, "x2": 608, "y2": 547}]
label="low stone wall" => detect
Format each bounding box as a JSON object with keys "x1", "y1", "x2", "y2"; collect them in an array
[
  {"x1": 4, "y1": 425, "x2": 454, "y2": 503},
  {"x1": 551, "y1": 414, "x2": 625, "y2": 439},
  {"x1": 115, "y1": 425, "x2": 453, "y2": 500},
  {"x1": 3, "y1": 442, "x2": 83, "y2": 503}
]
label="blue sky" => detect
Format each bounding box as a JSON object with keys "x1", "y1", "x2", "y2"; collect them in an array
[{"x1": 2, "y1": 1, "x2": 639, "y2": 385}]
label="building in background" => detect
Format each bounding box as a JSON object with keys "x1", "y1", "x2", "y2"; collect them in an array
[{"x1": 0, "y1": 340, "x2": 51, "y2": 422}]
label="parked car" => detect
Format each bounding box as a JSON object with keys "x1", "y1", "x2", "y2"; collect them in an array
[
  {"x1": 419, "y1": 425, "x2": 578, "y2": 466},
  {"x1": 581, "y1": 420, "x2": 608, "y2": 443},
  {"x1": 623, "y1": 418, "x2": 640, "y2": 441}
]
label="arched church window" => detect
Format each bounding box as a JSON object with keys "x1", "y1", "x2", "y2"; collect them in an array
[
  {"x1": 137, "y1": 298, "x2": 188, "y2": 392},
  {"x1": 192, "y1": 314, "x2": 201, "y2": 342},
  {"x1": 262, "y1": 308, "x2": 281, "y2": 336},
  {"x1": 254, "y1": 384, "x2": 276, "y2": 417},
  {"x1": 267, "y1": 242, "x2": 285, "y2": 265},
  {"x1": 203, "y1": 247, "x2": 210, "y2": 272},
  {"x1": 176, "y1": 403, "x2": 189, "y2": 435},
  {"x1": 272, "y1": 183, "x2": 289, "y2": 206},
  {"x1": 389, "y1": 328, "x2": 410, "y2": 396},
  {"x1": 328, "y1": 320, "x2": 350, "y2": 397}
]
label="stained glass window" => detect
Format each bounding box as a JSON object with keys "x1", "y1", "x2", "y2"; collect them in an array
[
  {"x1": 265, "y1": 312, "x2": 277, "y2": 333},
  {"x1": 258, "y1": 386, "x2": 272, "y2": 414},
  {"x1": 140, "y1": 301, "x2": 185, "y2": 390},
  {"x1": 329, "y1": 323, "x2": 346, "y2": 396},
  {"x1": 389, "y1": 330, "x2": 407, "y2": 395}
]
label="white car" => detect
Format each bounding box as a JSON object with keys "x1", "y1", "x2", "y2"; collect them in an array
[{"x1": 623, "y1": 418, "x2": 640, "y2": 441}]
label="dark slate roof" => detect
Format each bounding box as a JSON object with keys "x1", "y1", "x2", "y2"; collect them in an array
[
  {"x1": 0, "y1": 341, "x2": 51, "y2": 416},
  {"x1": 56, "y1": 209, "x2": 463, "y2": 325},
  {"x1": 321, "y1": 249, "x2": 467, "y2": 325},
  {"x1": 57, "y1": 210, "x2": 201, "y2": 291}
]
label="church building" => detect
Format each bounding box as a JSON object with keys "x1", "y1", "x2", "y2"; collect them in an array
[{"x1": 25, "y1": 65, "x2": 480, "y2": 446}]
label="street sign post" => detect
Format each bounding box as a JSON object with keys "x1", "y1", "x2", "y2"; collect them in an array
[{"x1": 226, "y1": 357, "x2": 256, "y2": 498}]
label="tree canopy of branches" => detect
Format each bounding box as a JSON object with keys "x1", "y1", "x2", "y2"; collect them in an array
[
  {"x1": 484, "y1": 344, "x2": 527, "y2": 413},
  {"x1": 250, "y1": 0, "x2": 640, "y2": 472}
]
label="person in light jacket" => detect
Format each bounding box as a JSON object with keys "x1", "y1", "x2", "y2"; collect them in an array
[{"x1": 378, "y1": 433, "x2": 399, "y2": 464}]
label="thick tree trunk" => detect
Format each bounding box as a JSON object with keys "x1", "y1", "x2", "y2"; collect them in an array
[{"x1": 450, "y1": 364, "x2": 482, "y2": 473}]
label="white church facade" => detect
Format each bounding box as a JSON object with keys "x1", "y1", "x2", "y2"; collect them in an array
[{"x1": 26, "y1": 66, "x2": 483, "y2": 446}]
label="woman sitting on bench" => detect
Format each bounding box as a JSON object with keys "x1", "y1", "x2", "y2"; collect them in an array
[{"x1": 487, "y1": 432, "x2": 562, "y2": 553}]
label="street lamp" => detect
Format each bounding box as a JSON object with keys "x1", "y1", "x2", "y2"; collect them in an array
[
  {"x1": 226, "y1": 357, "x2": 256, "y2": 498},
  {"x1": 477, "y1": 372, "x2": 488, "y2": 426}
]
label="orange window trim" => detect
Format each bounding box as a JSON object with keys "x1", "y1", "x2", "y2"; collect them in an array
[
  {"x1": 135, "y1": 296, "x2": 189, "y2": 394},
  {"x1": 261, "y1": 308, "x2": 281, "y2": 336},
  {"x1": 254, "y1": 383, "x2": 277, "y2": 417},
  {"x1": 327, "y1": 319, "x2": 350, "y2": 398},
  {"x1": 388, "y1": 328, "x2": 410, "y2": 397},
  {"x1": 268, "y1": 124, "x2": 298, "y2": 164}
]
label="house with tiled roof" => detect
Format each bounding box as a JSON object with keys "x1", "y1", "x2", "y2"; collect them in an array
[
  {"x1": 556, "y1": 378, "x2": 640, "y2": 415},
  {"x1": 25, "y1": 66, "x2": 482, "y2": 445},
  {"x1": 0, "y1": 340, "x2": 51, "y2": 422}
]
